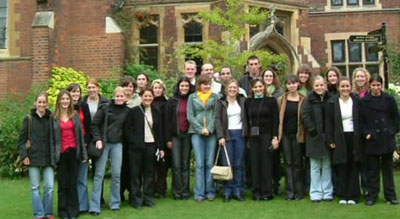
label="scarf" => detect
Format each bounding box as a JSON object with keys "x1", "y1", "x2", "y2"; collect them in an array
[
  {"x1": 266, "y1": 85, "x2": 276, "y2": 97},
  {"x1": 197, "y1": 91, "x2": 212, "y2": 105}
]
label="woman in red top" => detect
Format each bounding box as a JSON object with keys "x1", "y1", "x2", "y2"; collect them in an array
[{"x1": 52, "y1": 90, "x2": 87, "y2": 219}]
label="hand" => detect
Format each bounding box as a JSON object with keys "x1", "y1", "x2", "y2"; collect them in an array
[
  {"x1": 393, "y1": 151, "x2": 400, "y2": 162},
  {"x1": 202, "y1": 128, "x2": 210, "y2": 136},
  {"x1": 330, "y1": 143, "x2": 336, "y2": 149},
  {"x1": 219, "y1": 138, "x2": 226, "y2": 146},
  {"x1": 167, "y1": 141, "x2": 173, "y2": 149},
  {"x1": 272, "y1": 138, "x2": 279, "y2": 149},
  {"x1": 23, "y1": 157, "x2": 30, "y2": 166},
  {"x1": 160, "y1": 150, "x2": 165, "y2": 158},
  {"x1": 96, "y1": 140, "x2": 103, "y2": 150},
  {"x1": 366, "y1": 134, "x2": 371, "y2": 140}
]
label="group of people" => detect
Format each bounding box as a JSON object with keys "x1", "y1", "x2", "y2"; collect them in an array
[{"x1": 18, "y1": 55, "x2": 399, "y2": 219}]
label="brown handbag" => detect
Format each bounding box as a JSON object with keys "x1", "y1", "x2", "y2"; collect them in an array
[{"x1": 211, "y1": 144, "x2": 233, "y2": 181}]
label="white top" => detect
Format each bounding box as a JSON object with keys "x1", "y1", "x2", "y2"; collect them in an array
[
  {"x1": 339, "y1": 97, "x2": 354, "y2": 132},
  {"x1": 227, "y1": 100, "x2": 242, "y2": 130},
  {"x1": 87, "y1": 100, "x2": 99, "y2": 120},
  {"x1": 144, "y1": 107, "x2": 155, "y2": 143}
]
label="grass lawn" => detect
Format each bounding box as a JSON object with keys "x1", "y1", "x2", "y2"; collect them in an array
[{"x1": 1, "y1": 174, "x2": 400, "y2": 219}]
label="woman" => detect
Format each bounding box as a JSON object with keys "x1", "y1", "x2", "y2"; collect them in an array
[
  {"x1": 297, "y1": 64, "x2": 313, "y2": 96},
  {"x1": 326, "y1": 77, "x2": 362, "y2": 205},
  {"x1": 89, "y1": 87, "x2": 129, "y2": 215},
  {"x1": 302, "y1": 75, "x2": 332, "y2": 203},
  {"x1": 277, "y1": 75, "x2": 305, "y2": 200},
  {"x1": 245, "y1": 78, "x2": 279, "y2": 201},
  {"x1": 352, "y1": 68, "x2": 370, "y2": 99},
  {"x1": 66, "y1": 83, "x2": 91, "y2": 214},
  {"x1": 325, "y1": 67, "x2": 342, "y2": 96},
  {"x1": 216, "y1": 79, "x2": 247, "y2": 202},
  {"x1": 360, "y1": 74, "x2": 399, "y2": 206},
  {"x1": 123, "y1": 88, "x2": 164, "y2": 209},
  {"x1": 18, "y1": 92, "x2": 55, "y2": 219},
  {"x1": 165, "y1": 77, "x2": 193, "y2": 200},
  {"x1": 136, "y1": 73, "x2": 150, "y2": 93},
  {"x1": 187, "y1": 74, "x2": 219, "y2": 202},
  {"x1": 52, "y1": 90, "x2": 87, "y2": 219},
  {"x1": 262, "y1": 68, "x2": 284, "y2": 98},
  {"x1": 151, "y1": 79, "x2": 169, "y2": 199}
]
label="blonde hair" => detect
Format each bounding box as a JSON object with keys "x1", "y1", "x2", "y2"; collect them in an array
[
  {"x1": 311, "y1": 75, "x2": 326, "y2": 88},
  {"x1": 113, "y1": 86, "x2": 125, "y2": 96},
  {"x1": 352, "y1": 67, "x2": 371, "y2": 92},
  {"x1": 151, "y1": 79, "x2": 167, "y2": 95}
]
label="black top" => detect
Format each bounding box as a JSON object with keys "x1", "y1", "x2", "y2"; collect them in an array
[
  {"x1": 245, "y1": 97, "x2": 279, "y2": 136},
  {"x1": 283, "y1": 100, "x2": 298, "y2": 136}
]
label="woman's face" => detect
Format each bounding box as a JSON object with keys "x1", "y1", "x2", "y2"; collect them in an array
[
  {"x1": 35, "y1": 95, "x2": 47, "y2": 114},
  {"x1": 355, "y1": 71, "x2": 367, "y2": 87},
  {"x1": 114, "y1": 91, "x2": 126, "y2": 105},
  {"x1": 87, "y1": 83, "x2": 99, "y2": 98},
  {"x1": 298, "y1": 72, "x2": 310, "y2": 84},
  {"x1": 179, "y1": 81, "x2": 190, "y2": 95},
  {"x1": 263, "y1": 71, "x2": 274, "y2": 86},
  {"x1": 137, "y1": 74, "x2": 148, "y2": 89},
  {"x1": 313, "y1": 79, "x2": 326, "y2": 95},
  {"x1": 70, "y1": 88, "x2": 81, "y2": 103},
  {"x1": 142, "y1": 90, "x2": 154, "y2": 107},
  {"x1": 123, "y1": 83, "x2": 134, "y2": 96},
  {"x1": 370, "y1": 80, "x2": 382, "y2": 96},
  {"x1": 327, "y1": 71, "x2": 338, "y2": 85},
  {"x1": 200, "y1": 82, "x2": 211, "y2": 93},
  {"x1": 152, "y1": 83, "x2": 164, "y2": 97},
  {"x1": 227, "y1": 82, "x2": 239, "y2": 98},
  {"x1": 339, "y1": 80, "x2": 351, "y2": 98},
  {"x1": 59, "y1": 93, "x2": 71, "y2": 110},
  {"x1": 286, "y1": 81, "x2": 299, "y2": 93},
  {"x1": 252, "y1": 81, "x2": 265, "y2": 96}
]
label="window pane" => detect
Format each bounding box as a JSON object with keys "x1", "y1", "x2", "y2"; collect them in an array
[
  {"x1": 140, "y1": 25, "x2": 157, "y2": 44},
  {"x1": 249, "y1": 24, "x2": 259, "y2": 38},
  {"x1": 184, "y1": 21, "x2": 203, "y2": 43},
  {"x1": 0, "y1": 0, "x2": 7, "y2": 8},
  {"x1": 366, "y1": 65, "x2": 379, "y2": 75},
  {"x1": 0, "y1": 8, "x2": 6, "y2": 18},
  {"x1": 365, "y1": 42, "x2": 379, "y2": 61},
  {"x1": 363, "y1": 0, "x2": 374, "y2": 5},
  {"x1": 140, "y1": 46, "x2": 158, "y2": 70},
  {"x1": 334, "y1": 65, "x2": 347, "y2": 77},
  {"x1": 349, "y1": 42, "x2": 362, "y2": 62},
  {"x1": 349, "y1": 65, "x2": 362, "y2": 78},
  {"x1": 332, "y1": 41, "x2": 345, "y2": 63},
  {"x1": 332, "y1": 0, "x2": 343, "y2": 6},
  {"x1": 347, "y1": 0, "x2": 359, "y2": 5}
]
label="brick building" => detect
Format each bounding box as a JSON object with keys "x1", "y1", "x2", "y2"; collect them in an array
[{"x1": 0, "y1": 0, "x2": 399, "y2": 97}]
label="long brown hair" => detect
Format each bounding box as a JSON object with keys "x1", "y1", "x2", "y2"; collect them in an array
[{"x1": 53, "y1": 90, "x2": 75, "y2": 120}]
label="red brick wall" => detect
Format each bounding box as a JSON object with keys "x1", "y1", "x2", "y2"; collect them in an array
[
  {"x1": 0, "y1": 60, "x2": 31, "y2": 98},
  {"x1": 31, "y1": 27, "x2": 52, "y2": 83}
]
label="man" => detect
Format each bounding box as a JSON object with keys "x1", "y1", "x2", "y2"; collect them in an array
[
  {"x1": 201, "y1": 63, "x2": 221, "y2": 94},
  {"x1": 184, "y1": 60, "x2": 197, "y2": 92},
  {"x1": 239, "y1": 55, "x2": 262, "y2": 95},
  {"x1": 219, "y1": 66, "x2": 247, "y2": 97}
]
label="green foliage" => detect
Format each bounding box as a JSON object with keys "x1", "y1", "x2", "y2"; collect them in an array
[
  {"x1": 387, "y1": 43, "x2": 400, "y2": 82},
  {"x1": 98, "y1": 78, "x2": 119, "y2": 99},
  {"x1": 47, "y1": 67, "x2": 88, "y2": 107},
  {"x1": 0, "y1": 84, "x2": 46, "y2": 178}
]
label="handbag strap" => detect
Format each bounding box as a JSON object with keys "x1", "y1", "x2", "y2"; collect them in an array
[
  {"x1": 214, "y1": 145, "x2": 231, "y2": 167},
  {"x1": 139, "y1": 105, "x2": 156, "y2": 138}
]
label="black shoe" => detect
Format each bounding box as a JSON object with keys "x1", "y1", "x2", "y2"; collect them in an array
[
  {"x1": 233, "y1": 194, "x2": 245, "y2": 201},
  {"x1": 295, "y1": 196, "x2": 304, "y2": 201},
  {"x1": 173, "y1": 194, "x2": 182, "y2": 200},
  {"x1": 263, "y1": 195, "x2": 274, "y2": 201},
  {"x1": 79, "y1": 210, "x2": 88, "y2": 214},
  {"x1": 286, "y1": 196, "x2": 295, "y2": 200},
  {"x1": 111, "y1": 208, "x2": 120, "y2": 211},
  {"x1": 366, "y1": 200, "x2": 376, "y2": 206},
  {"x1": 89, "y1": 211, "x2": 100, "y2": 216},
  {"x1": 181, "y1": 194, "x2": 190, "y2": 200},
  {"x1": 143, "y1": 202, "x2": 155, "y2": 207},
  {"x1": 252, "y1": 195, "x2": 261, "y2": 201},
  {"x1": 223, "y1": 195, "x2": 231, "y2": 202},
  {"x1": 388, "y1": 200, "x2": 399, "y2": 205}
]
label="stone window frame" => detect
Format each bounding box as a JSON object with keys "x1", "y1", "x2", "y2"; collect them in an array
[
  {"x1": 0, "y1": 0, "x2": 8, "y2": 57},
  {"x1": 326, "y1": 32, "x2": 382, "y2": 78},
  {"x1": 0, "y1": 0, "x2": 7, "y2": 49},
  {"x1": 325, "y1": 0, "x2": 381, "y2": 11}
]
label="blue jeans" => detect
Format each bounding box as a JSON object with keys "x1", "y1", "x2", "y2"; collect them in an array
[
  {"x1": 28, "y1": 166, "x2": 54, "y2": 219},
  {"x1": 191, "y1": 134, "x2": 217, "y2": 199},
  {"x1": 77, "y1": 161, "x2": 89, "y2": 212},
  {"x1": 310, "y1": 157, "x2": 333, "y2": 200},
  {"x1": 89, "y1": 143, "x2": 122, "y2": 213},
  {"x1": 221, "y1": 129, "x2": 246, "y2": 196}
]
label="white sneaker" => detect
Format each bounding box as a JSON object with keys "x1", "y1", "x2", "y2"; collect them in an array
[
  {"x1": 347, "y1": 200, "x2": 357, "y2": 205},
  {"x1": 339, "y1": 200, "x2": 347, "y2": 205}
]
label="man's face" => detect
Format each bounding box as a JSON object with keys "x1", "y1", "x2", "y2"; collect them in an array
[
  {"x1": 248, "y1": 59, "x2": 260, "y2": 77},
  {"x1": 202, "y1": 64, "x2": 214, "y2": 78},
  {"x1": 184, "y1": 63, "x2": 196, "y2": 80},
  {"x1": 220, "y1": 67, "x2": 232, "y2": 82}
]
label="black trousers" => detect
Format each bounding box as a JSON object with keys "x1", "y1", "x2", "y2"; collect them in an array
[
  {"x1": 300, "y1": 143, "x2": 310, "y2": 194},
  {"x1": 171, "y1": 133, "x2": 192, "y2": 197},
  {"x1": 272, "y1": 146, "x2": 283, "y2": 194},
  {"x1": 366, "y1": 153, "x2": 397, "y2": 201},
  {"x1": 336, "y1": 132, "x2": 360, "y2": 201},
  {"x1": 58, "y1": 148, "x2": 79, "y2": 218},
  {"x1": 249, "y1": 134, "x2": 273, "y2": 197},
  {"x1": 153, "y1": 148, "x2": 171, "y2": 196},
  {"x1": 282, "y1": 134, "x2": 304, "y2": 199},
  {"x1": 120, "y1": 143, "x2": 131, "y2": 201},
  {"x1": 129, "y1": 143, "x2": 156, "y2": 207}
]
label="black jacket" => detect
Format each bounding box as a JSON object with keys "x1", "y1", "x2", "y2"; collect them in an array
[
  {"x1": 239, "y1": 72, "x2": 253, "y2": 96},
  {"x1": 326, "y1": 94, "x2": 362, "y2": 164},
  {"x1": 82, "y1": 94, "x2": 109, "y2": 107},
  {"x1": 91, "y1": 100, "x2": 129, "y2": 144},
  {"x1": 216, "y1": 95, "x2": 248, "y2": 140},
  {"x1": 52, "y1": 114, "x2": 88, "y2": 163},
  {"x1": 18, "y1": 109, "x2": 55, "y2": 167},
  {"x1": 123, "y1": 104, "x2": 164, "y2": 150},
  {"x1": 302, "y1": 91, "x2": 331, "y2": 159},
  {"x1": 360, "y1": 92, "x2": 400, "y2": 155},
  {"x1": 153, "y1": 96, "x2": 167, "y2": 145},
  {"x1": 245, "y1": 96, "x2": 279, "y2": 137},
  {"x1": 164, "y1": 97, "x2": 188, "y2": 143}
]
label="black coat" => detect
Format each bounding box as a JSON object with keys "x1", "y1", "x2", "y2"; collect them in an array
[
  {"x1": 302, "y1": 91, "x2": 331, "y2": 159},
  {"x1": 216, "y1": 95, "x2": 248, "y2": 140},
  {"x1": 326, "y1": 94, "x2": 362, "y2": 164},
  {"x1": 152, "y1": 96, "x2": 167, "y2": 145},
  {"x1": 360, "y1": 92, "x2": 400, "y2": 155},
  {"x1": 164, "y1": 96, "x2": 190, "y2": 143},
  {"x1": 123, "y1": 104, "x2": 164, "y2": 150},
  {"x1": 18, "y1": 109, "x2": 55, "y2": 167},
  {"x1": 82, "y1": 94, "x2": 109, "y2": 107}
]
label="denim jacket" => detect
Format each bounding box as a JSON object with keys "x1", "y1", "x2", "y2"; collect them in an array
[{"x1": 187, "y1": 92, "x2": 218, "y2": 134}]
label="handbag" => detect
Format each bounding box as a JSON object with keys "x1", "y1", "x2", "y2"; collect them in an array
[
  {"x1": 211, "y1": 145, "x2": 233, "y2": 181},
  {"x1": 15, "y1": 114, "x2": 33, "y2": 166},
  {"x1": 88, "y1": 104, "x2": 109, "y2": 159}
]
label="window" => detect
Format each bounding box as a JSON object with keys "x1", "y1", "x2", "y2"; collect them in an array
[
  {"x1": 332, "y1": 41, "x2": 345, "y2": 63},
  {"x1": 184, "y1": 21, "x2": 202, "y2": 43},
  {"x1": 0, "y1": 0, "x2": 7, "y2": 49},
  {"x1": 138, "y1": 15, "x2": 159, "y2": 70},
  {"x1": 347, "y1": 0, "x2": 359, "y2": 5},
  {"x1": 365, "y1": 42, "x2": 378, "y2": 61},
  {"x1": 348, "y1": 42, "x2": 361, "y2": 62},
  {"x1": 331, "y1": 0, "x2": 343, "y2": 6},
  {"x1": 363, "y1": 0, "x2": 375, "y2": 5}
]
